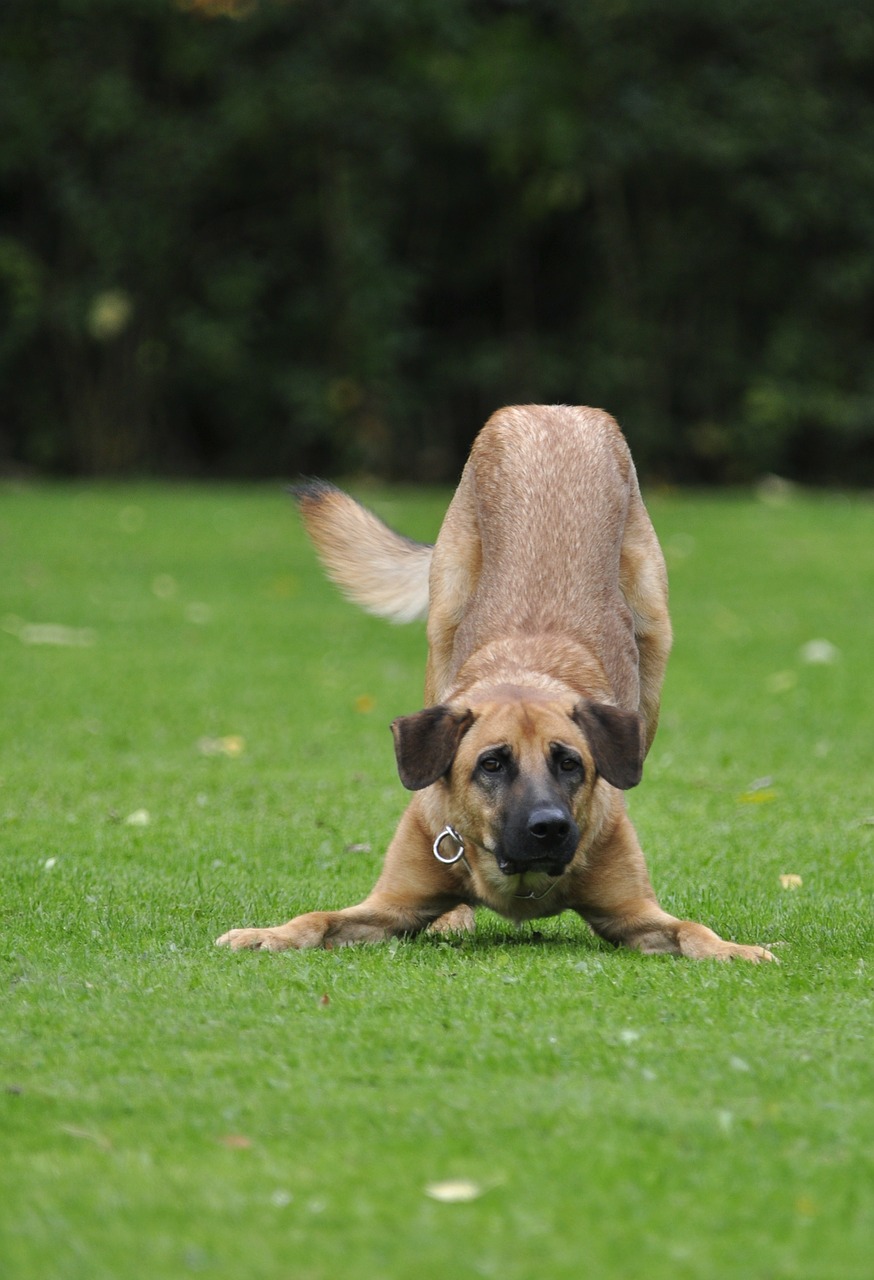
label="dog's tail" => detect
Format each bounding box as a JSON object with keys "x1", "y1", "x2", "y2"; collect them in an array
[{"x1": 292, "y1": 481, "x2": 432, "y2": 623}]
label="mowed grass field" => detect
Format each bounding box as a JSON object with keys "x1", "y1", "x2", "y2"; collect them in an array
[{"x1": 1, "y1": 480, "x2": 872, "y2": 1280}]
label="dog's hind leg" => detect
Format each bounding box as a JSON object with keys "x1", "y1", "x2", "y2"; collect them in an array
[
  {"x1": 424, "y1": 465, "x2": 483, "y2": 703},
  {"x1": 619, "y1": 479, "x2": 672, "y2": 754}
]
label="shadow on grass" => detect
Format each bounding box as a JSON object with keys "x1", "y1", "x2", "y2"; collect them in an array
[{"x1": 418, "y1": 913, "x2": 613, "y2": 954}]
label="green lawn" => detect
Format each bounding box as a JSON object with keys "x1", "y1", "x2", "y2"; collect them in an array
[{"x1": 1, "y1": 480, "x2": 872, "y2": 1280}]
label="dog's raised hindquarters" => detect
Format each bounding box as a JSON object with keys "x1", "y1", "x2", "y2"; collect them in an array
[{"x1": 217, "y1": 405, "x2": 775, "y2": 962}]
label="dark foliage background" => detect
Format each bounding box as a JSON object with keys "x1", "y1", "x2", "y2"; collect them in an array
[{"x1": 2, "y1": 0, "x2": 874, "y2": 483}]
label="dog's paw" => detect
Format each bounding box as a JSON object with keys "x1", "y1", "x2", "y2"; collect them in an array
[
  {"x1": 720, "y1": 941, "x2": 778, "y2": 964},
  {"x1": 427, "y1": 904, "x2": 477, "y2": 936},
  {"x1": 216, "y1": 912, "x2": 334, "y2": 951},
  {"x1": 670, "y1": 922, "x2": 780, "y2": 963},
  {"x1": 682, "y1": 935, "x2": 778, "y2": 963},
  {"x1": 215, "y1": 926, "x2": 298, "y2": 952}
]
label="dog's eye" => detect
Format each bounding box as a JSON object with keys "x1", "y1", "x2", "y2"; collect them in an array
[
  {"x1": 479, "y1": 755, "x2": 505, "y2": 774},
  {"x1": 558, "y1": 754, "x2": 583, "y2": 774}
]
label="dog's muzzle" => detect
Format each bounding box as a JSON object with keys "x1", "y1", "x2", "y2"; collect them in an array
[{"x1": 496, "y1": 805, "x2": 579, "y2": 877}]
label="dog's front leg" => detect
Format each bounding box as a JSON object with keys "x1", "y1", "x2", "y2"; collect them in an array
[
  {"x1": 427, "y1": 904, "x2": 477, "y2": 935},
  {"x1": 574, "y1": 808, "x2": 776, "y2": 963},
  {"x1": 215, "y1": 896, "x2": 438, "y2": 952},
  {"x1": 580, "y1": 900, "x2": 776, "y2": 963},
  {"x1": 216, "y1": 800, "x2": 466, "y2": 952}
]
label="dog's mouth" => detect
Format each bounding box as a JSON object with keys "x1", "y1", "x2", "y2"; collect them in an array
[{"x1": 496, "y1": 854, "x2": 568, "y2": 879}]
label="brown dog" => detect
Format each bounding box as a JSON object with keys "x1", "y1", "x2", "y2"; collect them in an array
[{"x1": 217, "y1": 405, "x2": 774, "y2": 961}]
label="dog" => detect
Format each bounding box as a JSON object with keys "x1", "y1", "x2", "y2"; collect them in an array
[{"x1": 217, "y1": 405, "x2": 774, "y2": 961}]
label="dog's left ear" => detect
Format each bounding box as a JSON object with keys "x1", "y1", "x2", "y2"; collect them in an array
[
  {"x1": 391, "y1": 705, "x2": 475, "y2": 790},
  {"x1": 571, "y1": 700, "x2": 645, "y2": 790}
]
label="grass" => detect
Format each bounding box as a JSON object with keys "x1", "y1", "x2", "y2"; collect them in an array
[{"x1": 1, "y1": 479, "x2": 872, "y2": 1280}]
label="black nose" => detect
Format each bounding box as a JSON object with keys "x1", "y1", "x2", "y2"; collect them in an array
[{"x1": 527, "y1": 807, "x2": 573, "y2": 846}]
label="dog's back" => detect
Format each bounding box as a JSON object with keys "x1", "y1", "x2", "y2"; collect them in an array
[{"x1": 454, "y1": 405, "x2": 636, "y2": 636}]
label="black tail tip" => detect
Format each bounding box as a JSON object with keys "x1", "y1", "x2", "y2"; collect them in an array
[{"x1": 287, "y1": 478, "x2": 339, "y2": 507}]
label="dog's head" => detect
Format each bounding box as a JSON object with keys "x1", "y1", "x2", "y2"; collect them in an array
[{"x1": 391, "y1": 689, "x2": 644, "y2": 881}]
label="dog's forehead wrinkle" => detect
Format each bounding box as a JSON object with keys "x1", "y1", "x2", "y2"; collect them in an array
[{"x1": 466, "y1": 687, "x2": 576, "y2": 730}]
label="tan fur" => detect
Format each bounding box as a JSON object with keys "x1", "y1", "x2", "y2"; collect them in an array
[
  {"x1": 294, "y1": 481, "x2": 432, "y2": 623},
  {"x1": 218, "y1": 406, "x2": 774, "y2": 962}
]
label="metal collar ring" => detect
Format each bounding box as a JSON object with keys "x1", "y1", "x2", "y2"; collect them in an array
[{"x1": 432, "y1": 824, "x2": 465, "y2": 864}]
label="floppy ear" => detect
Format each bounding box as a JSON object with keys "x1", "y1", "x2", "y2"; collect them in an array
[
  {"x1": 571, "y1": 700, "x2": 645, "y2": 790},
  {"x1": 391, "y1": 705, "x2": 475, "y2": 790}
]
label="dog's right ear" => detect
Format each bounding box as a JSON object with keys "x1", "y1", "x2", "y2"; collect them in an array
[{"x1": 391, "y1": 706, "x2": 475, "y2": 790}]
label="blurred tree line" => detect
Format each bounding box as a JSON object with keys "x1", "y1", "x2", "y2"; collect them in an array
[{"x1": 2, "y1": 0, "x2": 874, "y2": 483}]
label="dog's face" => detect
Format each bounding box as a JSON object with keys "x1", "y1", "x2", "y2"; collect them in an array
[{"x1": 392, "y1": 689, "x2": 644, "y2": 888}]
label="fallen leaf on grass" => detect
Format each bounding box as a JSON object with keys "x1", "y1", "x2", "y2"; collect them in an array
[
  {"x1": 766, "y1": 670, "x2": 797, "y2": 694},
  {"x1": 799, "y1": 639, "x2": 839, "y2": 665},
  {"x1": 151, "y1": 574, "x2": 178, "y2": 599},
  {"x1": 124, "y1": 809, "x2": 151, "y2": 827},
  {"x1": 265, "y1": 575, "x2": 299, "y2": 600},
  {"x1": 779, "y1": 874, "x2": 803, "y2": 890},
  {"x1": 738, "y1": 788, "x2": 777, "y2": 805},
  {"x1": 9, "y1": 620, "x2": 97, "y2": 648},
  {"x1": 218, "y1": 1134, "x2": 253, "y2": 1150},
  {"x1": 198, "y1": 735, "x2": 245, "y2": 757},
  {"x1": 715, "y1": 1109, "x2": 734, "y2": 1133},
  {"x1": 424, "y1": 1180, "x2": 485, "y2": 1203},
  {"x1": 60, "y1": 1124, "x2": 112, "y2": 1151}
]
